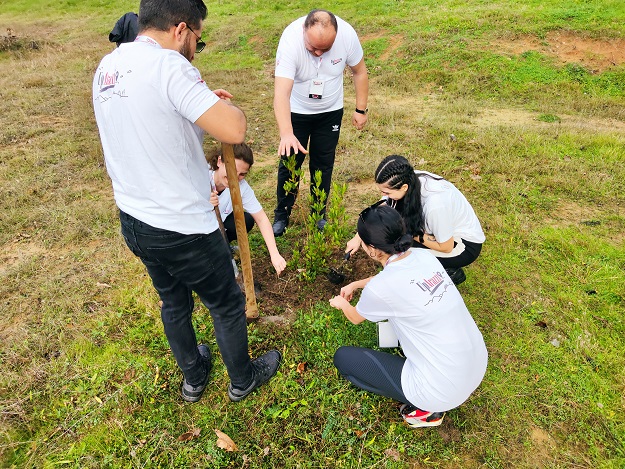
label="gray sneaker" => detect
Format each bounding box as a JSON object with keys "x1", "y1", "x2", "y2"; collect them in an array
[
  {"x1": 227, "y1": 350, "x2": 282, "y2": 402},
  {"x1": 181, "y1": 344, "x2": 212, "y2": 403}
]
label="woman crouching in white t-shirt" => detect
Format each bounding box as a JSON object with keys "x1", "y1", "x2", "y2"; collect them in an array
[
  {"x1": 330, "y1": 202, "x2": 488, "y2": 428},
  {"x1": 346, "y1": 155, "x2": 485, "y2": 285},
  {"x1": 207, "y1": 143, "x2": 286, "y2": 275}
]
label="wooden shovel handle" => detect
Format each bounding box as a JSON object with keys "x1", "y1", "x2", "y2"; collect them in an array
[{"x1": 221, "y1": 143, "x2": 259, "y2": 319}]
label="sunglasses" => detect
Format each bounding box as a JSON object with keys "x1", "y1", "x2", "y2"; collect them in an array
[{"x1": 175, "y1": 23, "x2": 206, "y2": 53}]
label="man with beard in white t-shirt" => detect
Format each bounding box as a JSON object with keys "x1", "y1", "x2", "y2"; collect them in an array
[
  {"x1": 92, "y1": 0, "x2": 281, "y2": 404},
  {"x1": 272, "y1": 9, "x2": 369, "y2": 236}
]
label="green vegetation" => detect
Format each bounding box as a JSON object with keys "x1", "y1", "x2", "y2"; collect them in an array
[{"x1": 1, "y1": 0, "x2": 624, "y2": 467}]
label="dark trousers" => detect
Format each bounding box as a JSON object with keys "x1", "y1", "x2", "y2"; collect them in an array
[
  {"x1": 334, "y1": 346, "x2": 410, "y2": 405},
  {"x1": 274, "y1": 108, "x2": 344, "y2": 221},
  {"x1": 119, "y1": 210, "x2": 253, "y2": 389},
  {"x1": 412, "y1": 238, "x2": 483, "y2": 269},
  {"x1": 223, "y1": 212, "x2": 255, "y2": 243}
]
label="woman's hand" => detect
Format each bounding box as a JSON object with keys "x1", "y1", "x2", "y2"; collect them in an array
[
  {"x1": 329, "y1": 295, "x2": 350, "y2": 311},
  {"x1": 209, "y1": 190, "x2": 219, "y2": 208},
  {"x1": 340, "y1": 283, "x2": 358, "y2": 301},
  {"x1": 271, "y1": 253, "x2": 287, "y2": 276},
  {"x1": 345, "y1": 234, "x2": 361, "y2": 256}
]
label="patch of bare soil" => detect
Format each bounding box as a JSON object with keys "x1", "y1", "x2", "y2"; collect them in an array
[
  {"x1": 491, "y1": 31, "x2": 625, "y2": 72},
  {"x1": 251, "y1": 248, "x2": 378, "y2": 321},
  {"x1": 472, "y1": 108, "x2": 625, "y2": 134}
]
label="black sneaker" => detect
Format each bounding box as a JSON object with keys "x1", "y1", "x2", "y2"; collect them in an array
[
  {"x1": 316, "y1": 218, "x2": 327, "y2": 231},
  {"x1": 181, "y1": 344, "x2": 212, "y2": 403},
  {"x1": 272, "y1": 219, "x2": 288, "y2": 237},
  {"x1": 445, "y1": 267, "x2": 466, "y2": 285},
  {"x1": 227, "y1": 350, "x2": 282, "y2": 402}
]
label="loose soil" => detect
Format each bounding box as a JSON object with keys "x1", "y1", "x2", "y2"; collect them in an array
[{"x1": 251, "y1": 246, "x2": 379, "y2": 323}]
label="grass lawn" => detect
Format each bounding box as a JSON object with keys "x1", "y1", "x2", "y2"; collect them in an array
[{"x1": 1, "y1": 0, "x2": 624, "y2": 467}]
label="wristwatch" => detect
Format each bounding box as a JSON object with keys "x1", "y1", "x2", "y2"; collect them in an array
[{"x1": 355, "y1": 107, "x2": 368, "y2": 115}]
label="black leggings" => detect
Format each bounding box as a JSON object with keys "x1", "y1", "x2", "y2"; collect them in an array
[
  {"x1": 333, "y1": 346, "x2": 409, "y2": 404},
  {"x1": 222, "y1": 212, "x2": 255, "y2": 243}
]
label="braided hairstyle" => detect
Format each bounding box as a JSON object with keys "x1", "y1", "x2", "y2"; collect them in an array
[{"x1": 374, "y1": 155, "x2": 425, "y2": 239}]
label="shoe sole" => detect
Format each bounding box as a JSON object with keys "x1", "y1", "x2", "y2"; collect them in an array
[{"x1": 404, "y1": 418, "x2": 444, "y2": 428}]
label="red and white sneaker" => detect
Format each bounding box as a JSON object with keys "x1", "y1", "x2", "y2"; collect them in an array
[{"x1": 399, "y1": 404, "x2": 445, "y2": 428}]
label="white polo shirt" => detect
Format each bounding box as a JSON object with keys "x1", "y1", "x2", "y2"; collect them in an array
[
  {"x1": 275, "y1": 16, "x2": 364, "y2": 114},
  {"x1": 93, "y1": 36, "x2": 220, "y2": 235},
  {"x1": 356, "y1": 249, "x2": 488, "y2": 412}
]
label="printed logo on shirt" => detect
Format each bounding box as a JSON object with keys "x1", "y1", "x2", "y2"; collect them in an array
[
  {"x1": 332, "y1": 124, "x2": 340, "y2": 132},
  {"x1": 97, "y1": 70, "x2": 119, "y2": 92},
  {"x1": 331, "y1": 58, "x2": 343, "y2": 65},
  {"x1": 410, "y1": 271, "x2": 452, "y2": 305}
]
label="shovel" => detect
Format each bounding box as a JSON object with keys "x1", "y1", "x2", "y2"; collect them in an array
[
  {"x1": 210, "y1": 178, "x2": 242, "y2": 282},
  {"x1": 327, "y1": 250, "x2": 352, "y2": 285}
]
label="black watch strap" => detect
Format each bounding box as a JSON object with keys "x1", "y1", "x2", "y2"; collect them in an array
[{"x1": 355, "y1": 107, "x2": 368, "y2": 115}]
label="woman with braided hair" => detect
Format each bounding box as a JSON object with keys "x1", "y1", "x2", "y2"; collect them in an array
[
  {"x1": 345, "y1": 155, "x2": 485, "y2": 284},
  {"x1": 330, "y1": 202, "x2": 487, "y2": 428}
]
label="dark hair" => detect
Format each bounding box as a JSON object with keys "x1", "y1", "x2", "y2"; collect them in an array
[
  {"x1": 138, "y1": 0, "x2": 207, "y2": 32},
  {"x1": 357, "y1": 202, "x2": 413, "y2": 255},
  {"x1": 304, "y1": 9, "x2": 338, "y2": 31},
  {"x1": 374, "y1": 155, "x2": 442, "y2": 239},
  {"x1": 206, "y1": 143, "x2": 254, "y2": 171}
]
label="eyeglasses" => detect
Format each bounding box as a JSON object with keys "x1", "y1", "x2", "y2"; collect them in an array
[
  {"x1": 187, "y1": 26, "x2": 206, "y2": 53},
  {"x1": 175, "y1": 23, "x2": 206, "y2": 53}
]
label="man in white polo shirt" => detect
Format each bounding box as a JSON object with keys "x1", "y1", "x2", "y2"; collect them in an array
[
  {"x1": 92, "y1": 0, "x2": 281, "y2": 403},
  {"x1": 272, "y1": 9, "x2": 369, "y2": 236}
]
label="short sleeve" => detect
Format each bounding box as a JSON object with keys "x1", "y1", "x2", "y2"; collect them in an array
[{"x1": 162, "y1": 54, "x2": 220, "y2": 123}]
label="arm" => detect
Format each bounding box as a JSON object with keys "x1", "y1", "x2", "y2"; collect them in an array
[
  {"x1": 349, "y1": 58, "x2": 369, "y2": 131},
  {"x1": 328, "y1": 295, "x2": 367, "y2": 325},
  {"x1": 345, "y1": 232, "x2": 362, "y2": 255},
  {"x1": 251, "y1": 209, "x2": 286, "y2": 275},
  {"x1": 195, "y1": 99, "x2": 246, "y2": 144},
  {"x1": 416, "y1": 234, "x2": 455, "y2": 253},
  {"x1": 339, "y1": 276, "x2": 373, "y2": 301},
  {"x1": 274, "y1": 76, "x2": 308, "y2": 156}
]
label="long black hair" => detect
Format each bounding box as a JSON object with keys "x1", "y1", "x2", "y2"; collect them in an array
[
  {"x1": 357, "y1": 202, "x2": 413, "y2": 255},
  {"x1": 374, "y1": 155, "x2": 441, "y2": 239}
]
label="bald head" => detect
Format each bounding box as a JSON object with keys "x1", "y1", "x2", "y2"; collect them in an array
[{"x1": 303, "y1": 9, "x2": 338, "y2": 56}]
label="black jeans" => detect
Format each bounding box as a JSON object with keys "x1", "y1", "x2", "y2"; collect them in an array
[
  {"x1": 119, "y1": 210, "x2": 253, "y2": 389},
  {"x1": 274, "y1": 108, "x2": 344, "y2": 221},
  {"x1": 334, "y1": 346, "x2": 410, "y2": 405}
]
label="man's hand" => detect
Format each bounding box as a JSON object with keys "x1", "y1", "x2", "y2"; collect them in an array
[
  {"x1": 352, "y1": 111, "x2": 368, "y2": 130},
  {"x1": 278, "y1": 133, "x2": 308, "y2": 157},
  {"x1": 213, "y1": 89, "x2": 233, "y2": 100}
]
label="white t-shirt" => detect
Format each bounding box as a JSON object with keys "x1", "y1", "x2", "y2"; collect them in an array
[
  {"x1": 92, "y1": 36, "x2": 220, "y2": 235},
  {"x1": 209, "y1": 169, "x2": 262, "y2": 220},
  {"x1": 418, "y1": 171, "x2": 485, "y2": 244},
  {"x1": 275, "y1": 16, "x2": 364, "y2": 114},
  {"x1": 356, "y1": 249, "x2": 488, "y2": 412}
]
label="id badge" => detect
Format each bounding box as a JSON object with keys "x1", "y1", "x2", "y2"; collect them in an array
[{"x1": 308, "y1": 79, "x2": 324, "y2": 99}]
